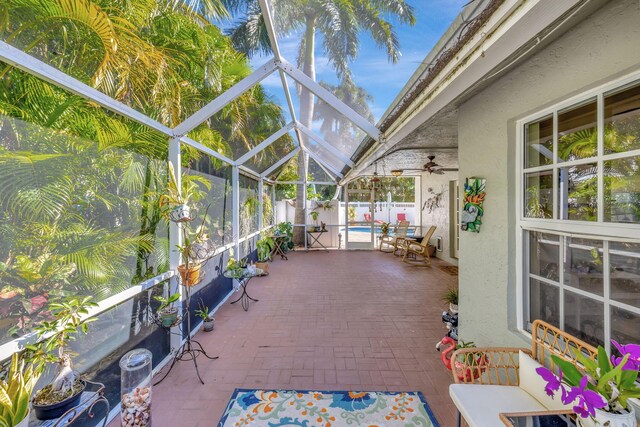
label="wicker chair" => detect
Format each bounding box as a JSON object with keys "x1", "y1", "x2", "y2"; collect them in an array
[
  {"x1": 449, "y1": 320, "x2": 598, "y2": 427},
  {"x1": 379, "y1": 220, "x2": 409, "y2": 252},
  {"x1": 399, "y1": 225, "x2": 436, "y2": 265}
]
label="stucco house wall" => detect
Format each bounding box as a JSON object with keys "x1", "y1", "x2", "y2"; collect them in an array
[
  {"x1": 456, "y1": 0, "x2": 640, "y2": 346},
  {"x1": 420, "y1": 171, "x2": 458, "y2": 265}
]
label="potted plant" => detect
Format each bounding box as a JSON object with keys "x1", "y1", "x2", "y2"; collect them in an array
[
  {"x1": 159, "y1": 163, "x2": 211, "y2": 223},
  {"x1": 0, "y1": 353, "x2": 40, "y2": 427},
  {"x1": 195, "y1": 301, "x2": 214, "y2": 332},
  {"x1": 275, "y1": 222, "x2": 294, "y2": 251},
  {"x1": 308, "y1": 211, "x2": 320, "y2": 231},
  {"x1": 536, "y1": 339, "x2": 640, "y2": 426},
  {"x1": 441, "y1": 287, "x2": 459, "y2": 313},
  {"x1": 380, "y1": 222, "x2": 391, "y2": 236},
  {"x1": 176, "y1": 213, "x2": 211, "y2": 287},
  {"x1": 256, "y1": 235, "x2": 274, "y2": 275},
  {"x1": 154, "y1": 292, "x2": 180, "y2": 327},
  {"x1": 29, "y1": 297, "x2": 98, "y2": 420}
]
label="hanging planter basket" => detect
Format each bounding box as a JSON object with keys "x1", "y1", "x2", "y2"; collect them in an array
[
  {"x1": 178, "y1": 263, "x2": 202, "y2": 286},
  {"x1": 170, "y1": 204, "x2": 192, "y2": 223}
]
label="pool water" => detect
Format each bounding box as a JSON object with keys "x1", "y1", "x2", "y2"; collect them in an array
[{"x1": 342, "y1": 226, "x2": 415, "y2": 236}]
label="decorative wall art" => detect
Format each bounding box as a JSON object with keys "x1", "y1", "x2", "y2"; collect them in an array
[
  {"x1": 461, "y1": 177, "x2": 486, "y2": 233},
  {"x1": 422, "y1": 186, "x2": 446, "y2": 213}
]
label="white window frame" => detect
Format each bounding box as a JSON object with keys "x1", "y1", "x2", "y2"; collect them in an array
[{"x1": 515, "y1": 69, "x2": 640, "y2": 348}]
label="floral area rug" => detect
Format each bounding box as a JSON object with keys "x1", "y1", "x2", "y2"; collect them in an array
[{"x1": 218, "y1": 389, "x2": 439, "y2": 427}]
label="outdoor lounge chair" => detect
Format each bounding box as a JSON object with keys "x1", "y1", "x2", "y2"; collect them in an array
[
  {"x1": 380, "y1": 221, "x2": 409, "y2": 253},
  {"x1": 364, "y1": 213, "x2": 384, "y2": 224},
  {"x1": 379, "y1": 220, "x2": 410, "y2": 252},
  {"x1": 401, "y1": 225, "x2": 436, "y2": 266}
]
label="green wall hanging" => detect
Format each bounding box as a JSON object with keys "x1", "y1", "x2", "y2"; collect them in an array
[{"x1": 461, "y1": 177, "x2": 486, "y2": 233}]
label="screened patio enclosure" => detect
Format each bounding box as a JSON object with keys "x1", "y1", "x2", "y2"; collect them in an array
[{"x1": 0, "y1": 0, "x2": 420, "y2": 420}]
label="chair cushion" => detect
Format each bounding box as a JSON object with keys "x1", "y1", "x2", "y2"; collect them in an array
[
  {"x1": 518, "y1": 350, "x2": 573, "y2": 411},
  {"x1": 450, "y1": 384, "x2": 547, "y2": 427}
]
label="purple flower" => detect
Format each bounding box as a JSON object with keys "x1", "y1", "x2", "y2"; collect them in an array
[
  {"x1": 562, "y1": 376, "x2": 607, "y2": 418},
  {"x1": 611, "y1": 340, "x2": 640, "y2": 371},
  {"x1": 536, "y1": 366, "x2": 563, "y2": 397}
]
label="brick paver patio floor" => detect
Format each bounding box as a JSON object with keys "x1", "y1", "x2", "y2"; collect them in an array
[{"x1": 113, "y1": 250, "x2": 460, "y2": 426}]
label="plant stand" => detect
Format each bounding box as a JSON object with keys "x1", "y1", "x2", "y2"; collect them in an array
[
  {"x1": 31, "y1": 380, "x2": 110, "y2": 427},
  {"x1": 154, "y1": 221, "x2": 217, "y2": 386}
]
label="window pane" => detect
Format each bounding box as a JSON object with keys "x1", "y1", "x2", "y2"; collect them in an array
[
  {"x1": 564, "y1": 291, "x2": 604, "y2": 347},
  {"x1": 558, "y1": 100, "x2": 597, "y2": 162},
  {"x1": 529, "y1": 232, "x2": 560, "y2": 281},
  {"x1": 610, "y1": 241, "x2": 640, "y2": 308},
  {"x1": 564, "y1": 237, "x2": 604, "y2": 296},
  {"x1": 525, "y1": 171, "x2": 553, "y2": 218},
  {"x1": 611, "y1": 306, "x2": 640, "y2": 345},
  {"x1": 604, "y1": 83, "x2": 640, "y2": 154},
  {"x1": 525, "y1": 116, "x2": 553, "y2": 168},
  {"x1": 604, "y1": 156, "x2": 640, "y2": 223},
  {"x1": 558, "y1": 163, "x2": 598, "y2": 221},
  {"x1": 529, "y1": 278, "x2": 560, "y2": 327}
]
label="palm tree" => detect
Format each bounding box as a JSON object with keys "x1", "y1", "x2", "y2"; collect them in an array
[{"x1": 223, "y1": 0, "x2": 415, "y2": 243}]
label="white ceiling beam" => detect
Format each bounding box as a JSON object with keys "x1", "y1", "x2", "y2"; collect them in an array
[
  {"x1": 299, "y1": 143, "x2": 344, "y2": 179},
  {"x1": 238, "y1": 164, "x2": 262, "y2": 179},
  {"x1": 279, "y1": 59, "x2": 381, "y2": 140},
  {"x1": 236, "y1": 122, "x2": 294, "y2": 165},
  {"x1": 261, "y1": 147, "x2": 300, "y2": 178},
  {"x1": 314, "y1": 160, "x2": 339, "y2": 181},
  {"x1": 275, "y1": 181, "x2": 336, "y2": 185},
  {"x1": 295, "y1": 122, "x2": 354, "y2": 167},
  {"x1": 255, "y1": 0, "x2": 299, "y2": 132},
  {"x1": 173, "y1": 59, "x2": 278, "y2": 136},
  {"x1": 257, "y1": 0, "x2": 282, "y2": 60},
  {"x1": 0, "y1": 41, "x2": 174, "y2": 137},
  {"x1": 180, "y1": 136, "x2": 235, "y2": 166}
]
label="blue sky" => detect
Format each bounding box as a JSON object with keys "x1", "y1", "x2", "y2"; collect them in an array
[{"x1": 219, "y1": 1, "x2": 469, "y2": 123}]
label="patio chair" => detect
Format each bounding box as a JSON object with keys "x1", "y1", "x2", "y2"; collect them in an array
[
  {"x1": 379, "y1": 220, "x2": 410, "y2": 253},
  {"x1": 401, "y1": 225, "x2": 436, "y2": 266},
  {"x1": 364, "y1": 213, "x2": 384, "y2": 224}
]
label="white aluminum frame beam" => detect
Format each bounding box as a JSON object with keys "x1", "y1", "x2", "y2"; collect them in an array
[
  {"x1": 236, "y1": 122, "x2": 295, "y2": 165},
  {"x1": 256, "y1": 0, "x2": 299, "y2": 128},
  {"x1": 173, "y1": 59, "x2": 278, "y2": 136},
  {"x1": 279, "y1": 59, "x2": 381, "y2": 140},
  {"x1": 301, "y1": 144, "x2": 344, "y2": 179},
  {"x1": 180, "y1": 136, "x2": 235, "y2": 166},
  {"x1": 0, "y1": 41, "x2": 174, "y2": 137},
  {"x1": 296, "y1": 122, "x2": 354, "y2": 167},
  {"x1": 261, "y1": 147, "x2": 300, "y2": 178}
]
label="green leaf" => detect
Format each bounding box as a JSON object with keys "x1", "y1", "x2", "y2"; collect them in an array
[
  {"x1": 551, "y1": 355, "x2": 583, "y2": 386},
  {"x1": 597, "y1": 346, "x2": 611, "y2": 375}
]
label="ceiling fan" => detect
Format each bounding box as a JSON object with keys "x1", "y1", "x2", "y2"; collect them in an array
[{"x1": 390, "y1": 155, "x2": 458, "y2": 176}]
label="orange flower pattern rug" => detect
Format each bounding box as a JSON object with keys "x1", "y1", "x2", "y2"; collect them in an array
[{"x1": 218, "y1": 389, "x2": 439, "y2": 426}]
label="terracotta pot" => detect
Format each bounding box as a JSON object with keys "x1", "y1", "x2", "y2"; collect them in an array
[
  {"x1": 178, "y1": 263, "x2": 202, "y2": 286},
  {"x1": 255, "y1": 262, "x2": 269, "y2": 275}
]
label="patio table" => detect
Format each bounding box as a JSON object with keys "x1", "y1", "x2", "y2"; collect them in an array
[
  {"x1": 224, "y1": 268, "x2": 262, "y2": 311},
  {"x1": 307, "y1": 229, "x2": 328, "y2": 250},
  {"x1": 272, "y1": 234, "x2": 289, "y2": 260}
]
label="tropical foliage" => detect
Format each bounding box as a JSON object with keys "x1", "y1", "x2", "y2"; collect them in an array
[{"x1": 0, "y1": 0, "x2": 288, "y2": 344}]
